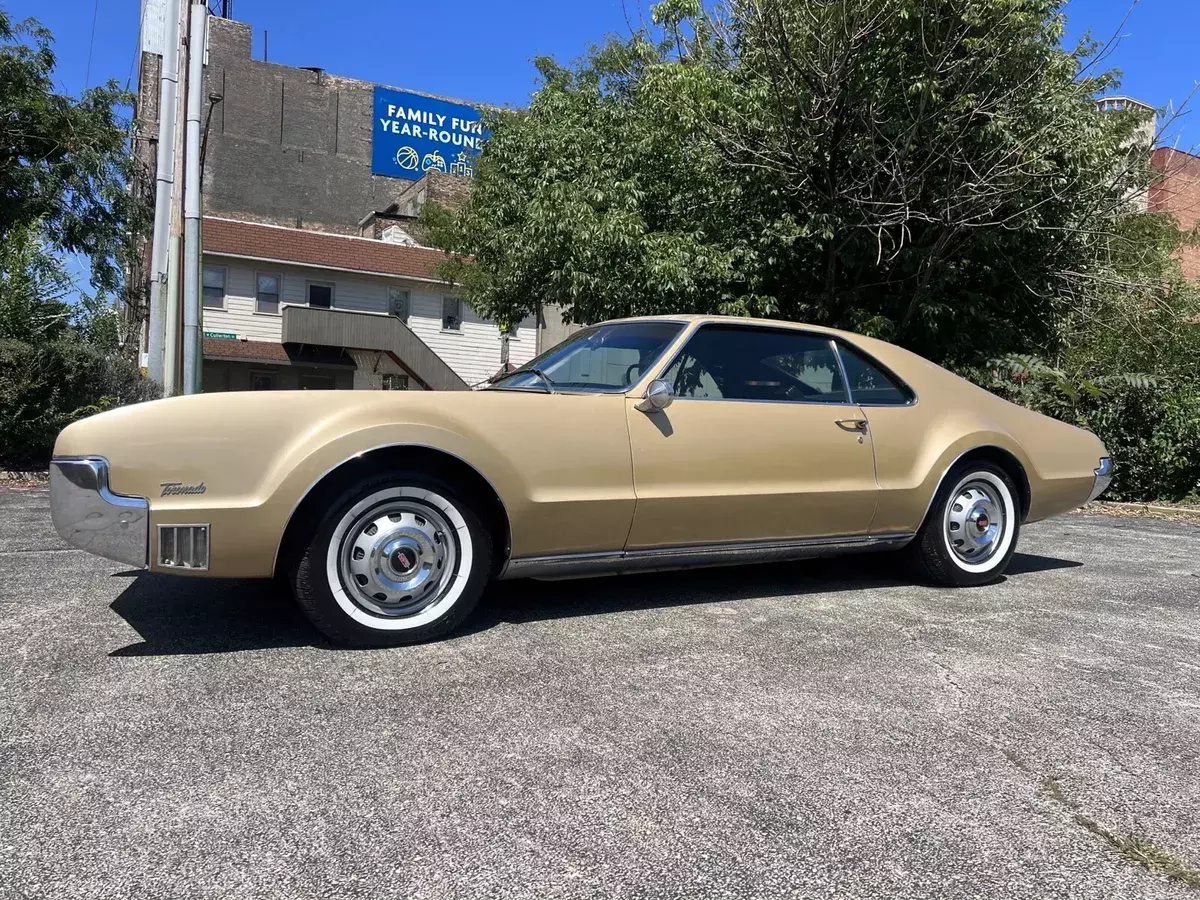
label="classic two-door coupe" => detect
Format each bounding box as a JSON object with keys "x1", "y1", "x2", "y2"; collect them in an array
[{"x1": 51, "y1": 316, "x2": 1112, "y2": 646}]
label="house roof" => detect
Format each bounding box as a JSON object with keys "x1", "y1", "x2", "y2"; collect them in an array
[
  {"x1": 201, "y1": 338, "x2": 354, "y2": 368},
  {"x1": 203, "y1": 338, "x2": 289, "y2": 363},
  {"x1": 202, "y1": 217, "x2": 454, "y2": 282}
]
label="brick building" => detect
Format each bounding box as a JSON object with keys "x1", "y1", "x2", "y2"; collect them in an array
[
  {"x1": 1150, "y1": 147, "x2": 1200, "y2": 280},
  {"x1": 135, "y1": 9, "x2": 574, "y2": 392}
]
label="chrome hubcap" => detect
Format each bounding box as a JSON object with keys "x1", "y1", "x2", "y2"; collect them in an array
[
  {"x1": 337, "y1": 500, "x2": 457, "y2": 618},
  {"x1": 945, "y1": 480, "x2": 1006, "y2": 564}
]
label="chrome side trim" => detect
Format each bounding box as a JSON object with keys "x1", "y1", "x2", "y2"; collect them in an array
[
  {"x1": 830, "y1": 338, "x2": 856, "y2": 405},
  {"x1": 499, "y1": 533, "x2": 914, "y2": 581},
  {"x1": 49, "y1": 456, "x2": 150, "y2": 568}
]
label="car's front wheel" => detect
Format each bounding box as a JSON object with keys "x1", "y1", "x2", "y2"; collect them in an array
[
  {"x1": 292, "y1": 472, "x2": 492, "y2": 647},
  {"x1": 910, "y1": 462, "x2": 1020, "y2": 586}
]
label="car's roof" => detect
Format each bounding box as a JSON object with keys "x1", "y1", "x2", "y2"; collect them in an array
[{"x1": 595, "y1": 314, "x2": 856, "y2": 340}]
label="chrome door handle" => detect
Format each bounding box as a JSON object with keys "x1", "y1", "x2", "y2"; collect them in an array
[{"x1": 835, "y1": 418, "x2": 869, "y2": 433}]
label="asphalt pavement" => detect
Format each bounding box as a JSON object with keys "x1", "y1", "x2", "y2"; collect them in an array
[{"x1": 2, "y1": 488, "x2": 1199, "y2": 899}]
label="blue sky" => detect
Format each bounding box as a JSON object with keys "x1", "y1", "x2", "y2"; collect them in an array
[
  {"x1": 13, "y1": 0, "x2": 1199, "y2": 147},
  {"x1": 7, "y1": 0, "x2": 1199, "y2": 293}
]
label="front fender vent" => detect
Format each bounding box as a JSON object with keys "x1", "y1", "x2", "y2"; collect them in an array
[{"x1": 158, "y1": 524, "x2": 210, "y2": 570}]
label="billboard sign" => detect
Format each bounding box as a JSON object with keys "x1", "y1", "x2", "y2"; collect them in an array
[{"x1": 372, "y1": 87, "x2": 487, "y2": 181}]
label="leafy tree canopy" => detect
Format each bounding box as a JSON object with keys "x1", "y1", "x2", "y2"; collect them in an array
[
  {"x1": 0, "y1": 8, "x2": 144, "y2": 296},
  {"x1": 427, "y1": 0, "x2": 1168, "y2": 368},
  {"x1": 0, "y1": 7, "x2": 154, "y2": 468}
]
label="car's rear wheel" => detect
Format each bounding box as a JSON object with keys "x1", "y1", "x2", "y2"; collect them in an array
[
  {"x1": 910, "y1": 462, "x2": 1020, "y2": 586},
  {"x1": 292, "y1": 472, "x2": 491, "y2": 647}
]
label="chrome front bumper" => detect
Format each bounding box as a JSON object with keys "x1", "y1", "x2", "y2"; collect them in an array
[
  {"x1": 49, "y1": 457, "x2": 149, "y2": 568},
  {"x1": 1088, "y1": 456, "x2": 1113, "y2": 502}
]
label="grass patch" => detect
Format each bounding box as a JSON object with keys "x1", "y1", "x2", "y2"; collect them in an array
[
  {"x1": 1074, "y1": 814, "x2": 1200, "y2": 890},
  {"x1": 1037, "y1": 773, "x2": 1200, "y2": 890}
]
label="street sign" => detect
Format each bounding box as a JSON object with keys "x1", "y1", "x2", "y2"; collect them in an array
[{"x1": 204, "y1": 331, "x2": 237, "y2": 340}]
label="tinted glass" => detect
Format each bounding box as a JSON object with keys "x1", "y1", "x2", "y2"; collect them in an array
[
  {"x1": 663, "y1": 326, "x2": 847, "y2": 403},
  {"x1": 838, "y1": 345, "x2": 912, "y2": 405},
  {"x1": 491, "y1": 322, "x2": 683, "y2": 393}
]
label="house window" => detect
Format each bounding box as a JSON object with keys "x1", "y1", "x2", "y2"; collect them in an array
[
  {"x1": 307, "y1": 282, "x2": 334, "y2": 309},
  {"x1": 299, "y1": 374, "x2": 336, "y2": 390},
  {"x1": 202, "y1": 266, "x2": 226, "y2": 308},
  {"x1": 381, "y1": 373, "x2": 409, "y2": 390},
  {"x1": 250, "y1": 371, "x2": 275, "y2": 391},
  {"x1": 255, "y1": 273, "x2": 280, "y2": 315},
  {"x1": 388, "y1": 286, "x2": 409, "y2": 321},
  {"x1": 442, "y1": 296, "x2": 462, "y2": 331}
]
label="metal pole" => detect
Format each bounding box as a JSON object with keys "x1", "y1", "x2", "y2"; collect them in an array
[
  {"x1": 146, "y1": 0, "x2": 182, "y2": 386},
  {"x1": 182, "y1": 2, "x2": 207, "y2": 395},
  {"x1": 164, "y1": 235, "x2": 181, "y2": 393}
]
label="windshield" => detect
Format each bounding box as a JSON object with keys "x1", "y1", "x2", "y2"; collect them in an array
[{"x1": 490, "y1": 321, "x2": 684, "y2": 393}]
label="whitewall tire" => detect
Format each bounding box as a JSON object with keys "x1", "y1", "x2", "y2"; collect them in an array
[
  {"x1": 910, "y1": 462, "x2": 1021, "y2": 587},
  {"x1": 292, "y1": 472, "x2": 492, "y2": 647}
]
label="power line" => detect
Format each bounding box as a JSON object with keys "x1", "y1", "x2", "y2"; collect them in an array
[
  {"x1": 125, "y1": 0, "x2": 146, "y2": 92},
  {"x1": 83, "y1": 0, "x2": 100, "y2": 91}
]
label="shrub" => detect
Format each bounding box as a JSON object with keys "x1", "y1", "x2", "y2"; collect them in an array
[
  {"x1": 0, "y1": 334, "x2": 159, "y2": 469},
  {"x1": 981, "y1": 355, "x2": 1200, "y2": 502},
  {"x1": 1084, "y1": 387, "x2": 1200, "y2": 502}
]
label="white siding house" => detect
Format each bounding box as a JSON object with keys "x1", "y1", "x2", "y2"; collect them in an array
[{"x1": 198, "y1": 217, "x2": 540, "y2": 392}]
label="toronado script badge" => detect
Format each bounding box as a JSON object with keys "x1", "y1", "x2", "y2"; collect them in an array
[{"x1": 160, "y1": 482, "x2": 207, "y2": 497}]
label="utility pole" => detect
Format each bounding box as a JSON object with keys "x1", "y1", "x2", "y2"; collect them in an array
[
  {"x1": 163, "y1": 0, "x2": 191, "y2": 396},
  {"x1": 146, "y1": 0, "x2": 182, "y2": 387},
  {"x1": 182, "y1": 2, "x2": 208, "y2": 395}
]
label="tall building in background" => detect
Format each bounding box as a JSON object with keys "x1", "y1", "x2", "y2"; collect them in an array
[
  {"x1": 1097, "y1": 96, "x2": 1200, "y2": 281},
  {"x1": 134, "y1": 8, "x2": 576, "y2": 391},
  {"x1": 1150, "y1": 148, "x2": 1200, "y2": 281}
]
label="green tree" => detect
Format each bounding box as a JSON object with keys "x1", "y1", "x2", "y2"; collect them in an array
[
  {"x1": 428, "y1": 0, "x2": 1164, "y2": 368},
  {"x1": 0, "y1": 9, "x2": 147, "y2": 296},
  {"x1": 0, "y1": 7, "x2": 155, "y2": 468}
]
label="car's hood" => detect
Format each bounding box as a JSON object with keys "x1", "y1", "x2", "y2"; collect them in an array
[{"x1": 52, "y1": 389, "x2": 623, "y2": 501}]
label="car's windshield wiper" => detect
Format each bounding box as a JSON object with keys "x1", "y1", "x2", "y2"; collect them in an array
[
  {"x1": 489, "y1": 366, "x2": 557, "y2": 393},
  {"x1": 525, "y1": 367, "x2": 556, "y2": 394}
]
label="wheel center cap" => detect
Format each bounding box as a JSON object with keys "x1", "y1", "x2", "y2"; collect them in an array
[{"x1": 381, "y1": 537, "x2": 422, "y2": 577}]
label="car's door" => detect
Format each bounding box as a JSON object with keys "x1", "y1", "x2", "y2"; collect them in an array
[
  {"x1": 831, "y1": 339, "x2": 924, "y2": 535},
  {"x1": 624, "y1": 324, "x2": 880, "y2": 550}
]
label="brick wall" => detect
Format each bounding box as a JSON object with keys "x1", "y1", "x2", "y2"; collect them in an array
[
  {"x1": 199, "y1": 17, "x2": 477, "y2": 235},
  {"x1": 1150, "y1": 147, "x2": 1200, "y2": 280}
]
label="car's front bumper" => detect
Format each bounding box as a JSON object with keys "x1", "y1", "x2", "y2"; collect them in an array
[
  {"x1": 49, "y1": 457, "x2": 149, "y2": 568},
  {"x1": 1088, "y1": 456, "x2": 1113, "y2": 502}
]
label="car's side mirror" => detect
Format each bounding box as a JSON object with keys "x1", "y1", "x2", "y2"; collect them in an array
[{"x1": 635, "y1": 379, "x2": 674, "y2": 413}]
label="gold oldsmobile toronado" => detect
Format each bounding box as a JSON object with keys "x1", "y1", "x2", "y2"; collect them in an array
[{"x1": 51, "y1": 316, "x2": 1112, "y2": 646}]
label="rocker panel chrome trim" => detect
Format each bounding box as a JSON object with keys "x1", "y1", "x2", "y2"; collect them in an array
[{"x1": 499, "y1": 532, "x2": 914, "y2": 581}]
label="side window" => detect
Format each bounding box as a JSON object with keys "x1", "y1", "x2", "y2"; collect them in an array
[
  {"x1": 663, "y1": 326, "x2": 848, "y2": 403},
  {"x1": 307, "y1": 282, "x2": 334, "y2": 309},
  {"x1": 838, "y1": 344, "x2": 912, "y2": 405},
  {"x1": 388, "y1": 286, "x2": 409, "y2": 321},
  {"x1": 202, "y1": 266, "x2": 226, "y2": 308},
  {"x1": 250, "y1": 371, "x2": 275, "y2": 391},
  {"x1": 442, "y1": 296, "x2": 462, "y2": 331},
  {"x1": 255, "y1": 273, "x2": 280, "y2": 314}
]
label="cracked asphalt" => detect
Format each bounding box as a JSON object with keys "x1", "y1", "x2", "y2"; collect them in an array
[{"x1": 2, "y1": 488, "x2": 1200, "y2": 899}]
